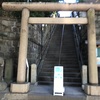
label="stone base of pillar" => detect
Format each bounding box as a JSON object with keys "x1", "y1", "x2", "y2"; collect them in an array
[
  {"x1": 10, "y1": 82, "x2": 30, "y2": 93},
  {"x1": 84, "y1": 84, "x2": 100, "y2": 95}
]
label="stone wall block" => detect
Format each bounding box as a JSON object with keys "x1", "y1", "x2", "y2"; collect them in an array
[
  {"x1": 4, "y1": 59, "x2": 13, "y2": 84},
  {"x1": 0, "y1": 17, "x2": 55, "y2": 82},
  {"x1": 0, "y1": 57, "x2": 4, "y2": 81}
]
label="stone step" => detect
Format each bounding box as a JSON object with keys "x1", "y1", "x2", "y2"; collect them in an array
[
  {"x1": 46, "y1": 53, "x2": 77, "y2": 56},
  {"x1": 44, "y1": 61, "x2": 78, "y2": 65},
  {"x1": 42, "y1": 68, "x2": 80, "y2": 72},
  {"x1": 40, "y1": 72, "x2": 80, "y2": 77},
  {"x1": 48, "y1": 49, "x2": 76, "y2": 52},
  {"x1": 45, "y1": 56, "x2": 77, "y2": 60},
  {"x1": 49, "y1": 45, "x2": 75, "y2": 48},
  {"x1": 38, "y1": 81, "x2": 81, "y2": 86},
  {"x1": 38, "y1": 76, "x2": 81, "y2": 82},
  {"x1": 45, "y1": 57, "x2": 78, "y2": 61},
  {"x1": 38, "y1": 25, "x2": 81, "y2": 87},
  {"x1": 42, "y1": 64, "x2": 79, "y2": 68}
]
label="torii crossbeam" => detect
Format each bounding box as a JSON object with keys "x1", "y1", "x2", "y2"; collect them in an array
[
  {"x1": 2, "y1": 2, "x2": 100, "y2": 95},
  {"x1": 2, "y1": 2, "x2": 100, "y2": 11}
]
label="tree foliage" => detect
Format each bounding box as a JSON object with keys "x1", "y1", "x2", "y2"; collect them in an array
[
  {"x1": 79, "y1": 0, "x2": 84, "y2": 2},
  {"x1": 2, "y1": 0, "x2": 58, "y2": 3},
  {"x1": 1, "y1": 0, "x2": 58, "y2": 18}
]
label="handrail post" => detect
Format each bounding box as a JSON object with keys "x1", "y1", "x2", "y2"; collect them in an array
[{"x1": 10, "y1": 8, "x2": 30, "y2": 93}]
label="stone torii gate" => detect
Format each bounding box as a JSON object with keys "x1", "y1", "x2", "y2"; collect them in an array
[{"x1": 2, "y1": 2, "x2": 100, "y2": 95}]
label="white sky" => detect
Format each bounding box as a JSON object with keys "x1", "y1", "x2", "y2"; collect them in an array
[
  {"x1": 58, "y1": 0, "x2": 77, "y2": 17},
  {"x1": 64, "y1": 0, "x2": 76, "y2": 3}
]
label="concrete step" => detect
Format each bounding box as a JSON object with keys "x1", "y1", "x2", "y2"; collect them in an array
[
  {"x1": 24, "y1": 85, "x2": 86, "y2": 100},
  {"x1": 46, "y1": 53, "x2": 77, "y2": 56},
  {"x1": 45, "y1": 54, "x2": 77, "y2": 60},
  {"x1": 48, "y1": 48, "x2": 76, "y2": 52},
  {"x1": 45, "y1": 58, "x2": 78, "y2": 62},
  {"x1": 38, "y1": 81, "x2": 81, "y2": 86},
  {"x1": 40, "y1": 72, "x2": 80, "y2": 77},
  {"x1": 38, "y1": 25, "x2": 81, "y2": 87},
  {"x1": 49, "y1": 44, "x2": 75, "y2": 47},
  {"x1": 38, "y1": 76, "x2": 81, "y2": 82},
  {"x1": 47, "y1": 49, "x2": 76, "y2": 53},
  {"x1": 45, "y1": 56, "x2": 77, "y2": 60},
  {"x1": 46, "y1": 54, "x2": 77, "y2": 58},
  {"x1": 44, "y1": 61, "x2": 78, "y2": 65},
  {"x1": 43, "y1": 64, "x2": 79, "y2": 68},
  {"x1": 49, "y1": 41, "x2": 75, "y2": 44},
  {"x1": 0, "y1": 85, "x2": 86, "y2": 100},
  {"x1": 42, "y1": 68, "x2": 80, "y2": 72}
]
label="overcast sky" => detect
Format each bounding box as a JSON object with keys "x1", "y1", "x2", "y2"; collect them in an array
[
  {"x1": 58, "y1": 0, "x2": 77, "y2": 17},
  {"x1": 64, "y1": 0, "x2": 77, "y2": 3}
]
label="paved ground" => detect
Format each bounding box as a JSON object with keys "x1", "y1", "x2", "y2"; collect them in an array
[
  {"x1": 28, "y1": 85, "x2": 86, "y2": 100},
  {"x1": 0, "y1": 84, "x2": 85, "y2": 96},
  {"x1": 29, "y1": 85, "x2": 85, "y2": 96},
  {"x1": 0, "y1": 85, "x2": 86, "y2": 100},
  {"x1": 0, "y1": 85, "x2": 100, "y2": 100}
]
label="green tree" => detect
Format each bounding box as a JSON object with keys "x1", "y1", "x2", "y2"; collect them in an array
[
  {"x1": 79, "y1": 0, "x2": 84, "y2": 2},
  {"x1": 1, "y1": 0, "x2": 59, "y2": 18}
]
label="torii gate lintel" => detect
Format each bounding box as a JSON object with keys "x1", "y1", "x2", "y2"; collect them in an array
[
  {"x1": 2, "y1": 2, "x2": 100, "y2": 11},
  {"x1": 2, "y1": 2, "x2": 100, "y2": 95}
]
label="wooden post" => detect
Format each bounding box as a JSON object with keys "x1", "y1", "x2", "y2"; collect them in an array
[
  {"x1": 87, "y1": 8, "x2": 98, "y2": 85},
  {"x1": 17, "y1": 8, "x2": 29, "y2": 83}
]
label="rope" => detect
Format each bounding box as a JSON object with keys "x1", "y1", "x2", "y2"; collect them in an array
[{"x1": 59, "y1": 25, "x2": 65, "y2": 65}]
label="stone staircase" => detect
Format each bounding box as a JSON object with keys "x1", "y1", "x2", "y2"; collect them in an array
[{"x1": 38, "y1": 25, "x2": 81, "y2": 86}]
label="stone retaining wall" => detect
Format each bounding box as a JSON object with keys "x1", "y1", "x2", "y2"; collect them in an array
[{"x1": 0, "y1": 16, "x2": 54, "y2": 83}]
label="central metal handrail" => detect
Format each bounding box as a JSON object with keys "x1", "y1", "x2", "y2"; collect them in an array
[
  {"x1": 73, "y1": 24, "x2": 84, "y2": 67},
  {"x1": 37, "y1": 25, "x2": 56, "y2": 75},
  {"x1": 59, "y1": 25, "x2": 65, "y2": 65},
  {"x1": 72, "y1": 11, "x2": 84, "y2": 68}
]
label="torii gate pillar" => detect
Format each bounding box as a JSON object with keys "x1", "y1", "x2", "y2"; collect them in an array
[
  {"x1": 84, "y1": 8, "x2": 99, "y2": 96},
  {"x1": 10, "y1": 8, "x2": 30, "y2": 93}
]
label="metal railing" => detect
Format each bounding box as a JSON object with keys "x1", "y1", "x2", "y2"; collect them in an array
[
  {"x1": 72, "y1": 12, "x2": 84, "y2": 69},
  {"x1": 73, "y1": 24, "x2": 83, "y2": 68},
  {"x1": 37, "y1": 25, "x2": 57, "y2": 75}
]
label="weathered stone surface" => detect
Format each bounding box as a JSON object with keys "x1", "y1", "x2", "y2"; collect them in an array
[
  {"x1": 4, "y1": 59, "x2": 13, "y2": 84},
  {"x1": 0, "y1": 57, "x2": 4, "y2": 67},
  {"x1": 0, "y1": 57, "x2": 4, "y2": 81},
  {"x1": 0, "y1": 16, "x2": 54, "y2": 65},
  {"x1": 82, "y1": 65, "x2": 87, "y2": 86},
  {"x1": 84, "y1": 85, "x2": 100, "y2": 95},
  {"x1": 10, "y1": 82, "x2": 30, "y2": 93},
  {"x1": 0, "y1": 82, "x2": 7, "y2": 91},
  {"x1": 87, "y1": 96, "x2": 100, "y2": 100},
  {"x1": 0, "y1": 14, "x2": 55, "y2": 84},
  {"x1": 31, "y1": 64, "x2": 37, "y2": 84},
  {"x1": 2, "y1": 93, "x2": 28, "y2": 100}
]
